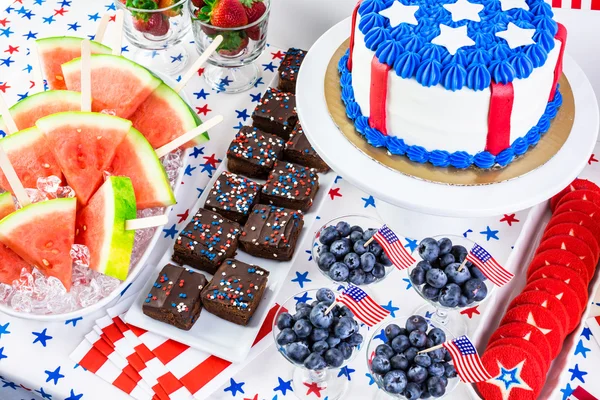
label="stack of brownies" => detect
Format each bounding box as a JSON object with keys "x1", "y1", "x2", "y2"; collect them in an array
[{"x1": 143, "y1": 49, "x2": 330, "y2": 330}]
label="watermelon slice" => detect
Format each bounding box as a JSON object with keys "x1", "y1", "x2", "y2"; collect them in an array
[
  {"x1": 0, "y1": 192, "x2": 31, "y2": 285},
  {"x1": 62, "y1": 54, "x2": 161, "y2": 119},
  {"x1": 0, "y1": 198, "x2": 76, "y2": 289},
  {"x1": 110, "y1": 128, "x2": 176, "y2": 209},
  {"x1": 75, "y1": 176, "x2": 136, "y2": 280},
  {"x1": 0, "y1": 126, "x2": 63, "y2": 193},
  {"x1": 36, "y1": 36, "x2": 111, "y2": 90},
  {"x1": 0, "y1": 91, "x2": 82, "y2": 135},
  {"x1": 36, "y1": 112, "x2": 131, "y2": 206},
  {"x1": 129, "y1": 83, "x2": 209, "y2": 150},
  {"x1": 0, "y1": 192, "x2": 15, "y2": 219}
]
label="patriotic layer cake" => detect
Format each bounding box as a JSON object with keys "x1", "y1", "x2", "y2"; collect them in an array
[{"x1": 339, "y1": 0, "x2": 567, "y2": 169}]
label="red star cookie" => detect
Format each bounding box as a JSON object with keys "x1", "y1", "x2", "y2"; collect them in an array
[
  {"x1": 487, "y1": 337, "x2": 548, "y2": 375},
  {"x1": 550, "y1": 179, "x2": 600, "y2": 211},
  {"x1": 556, "y1": 189, "x2": 600, "y2": 210},
  {"x1": 487, "y1": 322, "x2": 552, "y2": 373},
  {"x1": 527, "y1": 249, "x2": 590, "y2": 283},
  {"x1": 545, "y1": 211, "x2": 600, "y2": 251},
  {"x1": 508, "y1": 290, "x2": 570, "y2": 340},
  {"x1": 541, "y1": 223, "x2": 599, "y2": 265},
  {"x1": 535, "y1": 236, "x2": 596, "y2": 279}
]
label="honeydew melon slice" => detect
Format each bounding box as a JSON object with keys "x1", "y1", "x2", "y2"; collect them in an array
[
  {"x1": 36, "y1": 112, "x2": 131, "y2": 206},
  {"x1": 129, "y1": 83, "x2": 209, "y2": 150},
  {"x1": 0, "y1": 198, "x2": 76, "y2": 290},
  {"x1": 75, "y1": 176, "x2": 136, "y2": 281},
  {"x1": 36, "y1": 36, "x2": 111, "y2": 90},
  {"x1": 0, "y1": 91, "x2": 82, "y2": 135},
  {"x1": 0, "y1": 192, "x2": 31, "y2": 285},
  {"x1": 109, "y1": 128, "x2": 176, "y2": 209},
  {"x1": 62, "y1": 54, "x2": 161, "y2": 119},
  {"x1": 0, "y1": 126, "x2": 63, "y2": 193}
]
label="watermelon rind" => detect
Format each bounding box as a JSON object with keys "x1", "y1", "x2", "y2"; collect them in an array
[
  {"x1": 36, "y1": 36, "x2": 110, "y2": 54},
  {"x1": 0, "y1": 192, "x2": 15, "y2": 220},
  {"x1": 36, "y1": 110, "x2": 132, "y2": 134},
  {"x1": 111, "y1": 127, "x2": 176, "y2": 209}
]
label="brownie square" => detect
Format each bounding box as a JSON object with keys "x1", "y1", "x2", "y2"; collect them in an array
[
  {"x1": 284, "y1": 122, "x2": 330, "y2": 172},
  {"x1": 204, "y1": 171, "x2": 261, "y2": 224},
  {"x1": 239, "y1": 204, "x2": 304, "y2": 261},
  {"x1": 261, "y1": 161, "x2": 319, "y2": 212},
  {"x1": 201, "y1": 258, "x2": 269, "y2": 326},
  {"x1": 142, "y1": 264, "x2": 209, "y2": 331},
  {"x1": 172, "y1": 208, "x2": 242, "y2": 274},
  {"x1": 226, "y1": 126, "x2": 285, "y2": 179},
  {"x1": 252, "y1": 87, "x2": 298, "y2": 140},
  {"x1": 278, "y1": 48, "x2": 307, "y2": 94}
]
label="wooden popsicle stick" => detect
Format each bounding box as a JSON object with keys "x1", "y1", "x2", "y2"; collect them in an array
[
  {"x1": 0, "y1": 94, "x2": 18, "y2": 135},
  {"x1": 0, "y1": 145, "x2": 30, "y2": 207},
  {"x1": 173, "y1": 35, "x2": 224, "y2": 93},
  {"x1": 112, "y1": 9, "x2": 124, "y2": 56},
  {"x1": 29, "y1": 44, "x2": 45, "y2": 95},
  {"x1": 125, "y1": 215, "x2": 169, "y2": 231},
  {"x1": 80, "y1": 39, "x2": 92, "y2": 112},
  {"x1": 155, "y1": 115, "x2": 223, "y2": 158},
  {"x1": 95, "y1": 13, "x2": 111, "y2": 43}
]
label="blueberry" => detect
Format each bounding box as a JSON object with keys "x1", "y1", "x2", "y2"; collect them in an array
[
  {"x1": 371, "y1": 355, "x2": 391, "y2": 374},
  {"x1": 427, "y1": 328, "x2": 446, "y2": 346},
  {"x1": 276, "y1": 328, "x2": 297, "y2": 346},
  {"x1": 364, "y1": 273, "x2": 377, "y2": 285},
  {"x1": 316, "y1": 288, "x2": 335, "y2": 305},
  {"x1": 333, "y1": 316, "x2": 354, "y2": 339},
  {"x1": 409, "y1": 330, "x2": 427, "y2": 348},
  {"x1": 384, "y1": 324, "x2": 403, "y2": 341},
  {"x1": 438, "y1": 238, "x2": 453, "y2": 255},
  {"x1": 439, "y1": 253, "x2": 455, "y2": 268},
  {"x1": 422, "y1": 284, "x2": 440, "y2": 300},
  {"x1": 406, "y1": 315, "x2": 428, "y2": 333},
  {"x1": 318, "y1": 245, "x2": 329, "y2": 255},
  {"x1": 429, "y1": 348, "x2": 447, "y2": 363},
  {"x1": 426, "y1": 338, "x2": 435, "y2": 348},
  {"x1": 312, "y1": 340, "x2": 329, "y2": 353},
  {"x1": 463, "y1": 278, "x2": 487, "y2": 301},
  {"x1": 417, "y1": 260, "x2": 432, "y2": 271},
  {"x1": 410, "y1": 266, "x2": 426, "y2": 286},
  {"x1": 326, "y1": 336, "x2": 341, "y2": 348},
  {"x1": 337, "y1": 341, "x2": 353, "y2": 359},
  {"x1": 310, "y1": 328, "x2": 329, "y2": 342},
  {"x1": 330, "y1": 240, "x2": 351, "y2": 259},
  {"x1": 337, "y1": 305, "x2": 354, "y2": 318},
  {"x1": 319, "y1": 226, "x2": 340, "y2": 245},
  {"x1": 349, "y1": 269, "x2": 366, "y2": 285},
  {"x1": 376, "y1": 344, "x2": 395, "y2": 359},
  {"x1": 379, "y1": 252, "x2": 392, "y2": 267},
  {"x1": 328, "y1": 262, "x2": 350, "y2": 282},
  {"x1": 469, "y1": 265, "x2": 487, "y2": 281},
  {"x1": 382, "y1": 370, "x2": 407, "y2": 394},
  {"x1": 317, "y1": 252, "x2": 336, "y2": 271},
  {"x1": 276, "y1": 312, "x2": 293, "y2": 330},
  {"x1": 347, "y1": 333, "x2": 363, "y2": 346},
  {"x1": 443, "y1": 363, "x2": 457, "y2": 379},
  {"x1": 390, "y1": 353, "x2": 410, "y2": 370},
  {"x1": 335, "y1": 221, "x2": 352, "y2": 237},
  {"x1": 418, "y1": 238, "x2": 440, "y2": 262},
  {"x1": 372, "y1": 263, "x2": 386, "y2": 279},
  {"x1": 428, "y1": 363, "x2": 445, "y2": 377},
  {"x1": 391, "y1": 335, "x2": 410, "y2": 353},
  {"x1": 414, "y1": 354, "x2": 432, "y2": 368},
  {"x1": 404, "y1": 347, "x2": 419, "y2": 362},
  {"x1": 304, "y1": 352, "x2": 327, "y2": 370},
  {"x1": 421, "y1": 389, "x2": 432, "y2": 399},
  {"x1": 349, "y1": 230, "x2": 363, "y2": 242},
  {"x1": 427, "y1": 376, "x2": 446, "y2": 397},
  {"x1": 368, "y1": 242, "x2": 383, "y2": 257},
  {"x1": 445, "y1": 263, "x2": 472, "y2": 285},
  {"x1": 439, "y1": 283, "x2": 461, "y2": 308},
  {"x1": 353, "y1": 240, "x2": 368, "y2": 255},
  {"x1": 458, "y1": 295, "x2": 470, "y2": 307},
  {"x1": 363, "y1": 228, "x2": 377, "y2": 241},
  {"x1": 444, "y1": 351, "x2": 452, "y2": 362},
  {"x1": 293, "y1": 307, "x2": 311, "y2": 320},
  {"x1": 407, "y1": 364, "x2": 428, "y2": 383},
  {"x1": 360, "y1": 252, "x2": 376, "y2": 271},
  {"x1": 310, "y1": 300, "x2": 319, "y2": 307},
  {"x1": 296, "y1": 302, "x2": 310, "y2": 310},
  {"x1": 451, "y1": 245, "x2": 468, "y2": 263},
  {"x1": 310, "y1": 303, "x2": 334, "y2": 329},
  {"x1": 425, "y1": 268, "x2": 448, "y2": 289},
  {"x1": 285, "y1": 342, "x2": 310, "y2": 363},
  {"x1": 439, "y1": 376, "x2": 448, "y2": 387},
  {"x1": 324, "y1": 348, "x2": 344, "y2": 368},
  {"x1": 404, "y1": 382, "x2": 423, "y2": 399},
  {"x1": 293, "y1": 319, "x2": 312, "y2": 338},
  {"x1": 350, "y1": 225, "x2": 364, "y2": 233}
]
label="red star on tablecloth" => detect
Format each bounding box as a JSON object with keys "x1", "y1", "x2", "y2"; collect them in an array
[
  {"x1": 196, "y1": 104, "x2": 211, "y2": 115},
  {"x1": 0, "y1": 82, "x2": 9, "y2": 93},
  {"x1": 54, "y1": 7, "x2": 68, "y2": 16},
  {"x1": 5, "y1": 45, "x2": 19, "y2": 54},
  {"x1": 271, "y1": 50, "x2": 284, "y2": 60},
  {"x1": 589, "y1": 154, "x2": 598, "y2": 165},
  {"x1": 177, "y1": 209, "x2": 189, "y2": 224},
  {"x1": 197, "y1": 67, "x2": 205, "y2": 76},
  {"x1": 500, "y1": 214, "x2": 519, "y2": 226},
  {"x1": 243, "y1": 395, "x2": 259, "y2": 400},
  {"x1": 109, "y1": 14, "x2": 116, "y2": 22},
  {"x1": 0, "y1": 18, "x2": 9, "y2": 27},
  {"x1": 29, "y1": 80, "x2": 35, "y2": 89},
  {"x1": 304, "y1": 382, "x2": 323, "y2": 398},
  {"x1": 19, "y1": 384, "x2": 32, "y2": 391},
  {"x1": 203, "y1": 154, "x2": 219, "y2": 168},
  {"x1": 460, "y1": 306, "x2": 480, "y2": 319},
  {"x1": 328, "y1": 187, "x2": 342, "y2": 200}
]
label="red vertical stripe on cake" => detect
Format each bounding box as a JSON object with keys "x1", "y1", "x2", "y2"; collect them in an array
[
  {"x1": 347, "y1": 1, "x2": 362, "y2": 72},
  {"x1": 486, "y1": 82, "x2": 514, "y2": 156},
  {"x1": 550, "y1": 24, "x2": 568, "y2": 102},
  {"x1": 552, "y1": 0, "x2": 562, "y2": 6},
  {"x1": 571, "y1": 0, "x2": 582, "y2": 8},
  {"x1": 593, "y1": 0, "x2": 600, "y2": 10},
  {"x1": 369, "y1": 56, "x2": 391, "y2": 135}
]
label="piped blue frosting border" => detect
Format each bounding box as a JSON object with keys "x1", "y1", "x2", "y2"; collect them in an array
[{"x1": 338, "y1": 50, "x2": 563, "y2": 169}]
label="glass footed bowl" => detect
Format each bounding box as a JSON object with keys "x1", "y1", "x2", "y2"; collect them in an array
[
  {"x1": 312, "y1": 215, "x2": 394, "y2": 286},
  {"x1": 272, "y1": 288, "x2": 368, "y2": 400},
  {"x1": 367, "y1": 316, "x2": 459, "y2": 399}
]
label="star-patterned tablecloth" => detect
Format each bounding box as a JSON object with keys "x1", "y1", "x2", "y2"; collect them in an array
[{"x1": 0, "y1": 1, "x2": 600, "y2": 400}]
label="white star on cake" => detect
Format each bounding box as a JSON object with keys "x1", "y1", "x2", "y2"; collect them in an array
[
  {"x1": 444, "y1": 0, "x2": 484, "y2": 22},
  {"x1": 379, "y1": 1, "x2": 420, "y2": 27},
  {"x1": 495, "y1": 23, "x2": 536, "y2": 49},
  {"x1": 431, "y1": 24, "x2": 475, "y2": 55},
  {"x1": 526, "y1": 312, "x2": 552, "y2": 335},
  {"x1": 499, "y1": 0, "x2": 530, "y2": 11}
]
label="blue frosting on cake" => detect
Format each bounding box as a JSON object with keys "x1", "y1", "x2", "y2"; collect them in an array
[
  {"x1": 339, "y1": 51, "x2": 563, "y2": 169},
  {"x1": 357, "y1": 0, "x2": 558, "y2": 91}
]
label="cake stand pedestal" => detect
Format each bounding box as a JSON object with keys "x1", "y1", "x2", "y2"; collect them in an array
[{"x1": 296, "y1": 18, "x2": 599, "y2": 218}]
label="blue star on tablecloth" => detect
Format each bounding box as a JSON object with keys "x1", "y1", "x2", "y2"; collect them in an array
[
  {"x1": 23, "y1": 30, "x2": 37, "y2": 40},
  {"x1": 42, "y1": 15, "x2": 55, "y2": 23},
  {"x1": 560, "y1": 383, "x2": 574, "y2": 400},
  {"x1": 65, "y1": 389, "x2": 84, "y2": 400},
  {"x1": 233, "y1": 122, "x2": 244, "y2": 130},
  {"x1": 59, "y1": 0, "x2": 72, "y2": 7},
  {"x1": 35, "y1": 387, "x2": 52, "y2": 399},
  {"x1": 1, "y1": 379, "x2": 16, "y2": 389},
  {"x1": 273, "y1": 377, "x2": 293, "y2": 395},
  {"x1": 67, "y1": 21, "x2": 80, "y2": 31},
  {"x1": 338, "y1": 366, "x2": 355, "y2": 380},
  {"x1": 361, "y1": 196, "x2": 375, "y2": 208},
  {"x1": 480, "y1": 226, "x2": 499, "y2": 241},
  {"x1": 17, "y1": 92, "x2": 28, "y2": 100},
  {"x1": 575, "y1": 340, "x2": 590, "y2": 358},
  {"x1": 162, "y1": 224, "x2": 179, "y2": 239},
  {"x1": 381, "y1": 301, "x2": 399, "y2": 317},
  {"x1": 190, "y1": 146, "x2": 205, "y2": 158},
  {"x1": 105, "y1": 3, "x2": 116, "y2": 10},
  {"x1": 463, "y1": 229, "x2": 473, "y2": 237},
  {"x1": 236, "y1": 109, "x2": 250, "y2": 121},
  {"x1": 193, "y1": 89, "x2": 209, "y2": 100},
  {"x1": 403, "y1": 278, "x2": 412, "y2": 290},
  {"x1": 0, "y1": 347, "x2": 6, "y2": 361},
  {"x1": 121, "y1": 45, "x2": 129, "y2": 53},
  {"x1": 254, "y1": 77, "x2": 264, "y2": 87},
  {"x1": 0, "y1": 322, "x2": 10, "y2": 338},
  {"x1": 171, "y1": 53, "x2": 183, "y2": 63},
  {"x1": 365, "y1": 373, "x2": 376, "y2": 385},
  {"x1": 291, "y1": 271, "x2": 311, "y2": 288},
  {"x1": 262, "y1": 62, "x2": 276, "y2": 72},
  {"x1": 44, "y1": 366, "x2": 64, "y2": 385},
  {"x1": 23, "y1": 64, "x2": 32, "y2": 73},
  {"x1": 374, "y1": 329, "x2": 387, "y2": 343},
  {"x1": 65, "y1": 317, "x2": 82, "y2": 327},
  {"x1": 405, "y1": 238, "x2": 418, "y2": 253},
  {"x1": 196, "y1": 187, "x2": 204, "y2": 198},
  {"x1": 88, "y1": 12, "x2": 99, "y2": 21},
  {"x1": 34, "y1": 0, "x2": 46, "y2": 5},
  {"x1": 581, "y1": 327, "x2": 592, "y2": 340},
  {"x1": 223, "y1": 378, "x2": 245, "y2": 396},
  {"x1": 0, "y1": 57, "x2": 14, "y2": 67},
  {"x1": 32, "y1": 328, "x2": 53, "y2": 347},
  {"x1": 22, "y1": 10, "x2": 35, "y2": 19},
  {"x1": 184, "y1": 164, "x2": 196, "y2": 176},
  {"x1": 568, "y1": 363, "x2": 587, "y2": 383},
  {"x1": 294, "y1": 291, "x2": 312, "y2": 305},
  {"x1": 250, "y1": 92, "x2": 261, "y2": 102},
  {"x1": 199, "y1": 161, "x2": 217, "y2": 177}
]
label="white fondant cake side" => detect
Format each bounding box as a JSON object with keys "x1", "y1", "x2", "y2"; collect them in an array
[{"x1": 351, "y1": 18, "x2": 562, "y2": 155}]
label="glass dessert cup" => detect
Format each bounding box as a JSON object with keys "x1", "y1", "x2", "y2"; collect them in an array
[
  {"x1": 367, "y1": 316, "x2": 459, "y2": 399},
  {"x1": 115, "y1": 0, "x2": 192, "y2": 74},
  {"x1": 272, "y1": 288, "x2": 367, "y2": 400},
  {"x1": 190, "y1": 0, "x2": 270, "y2": 93},
  {"x1": 312, "y1": 215, "x2": 394, "y2": 287},
  {"x1": 407, "y1": 235, "x2": 496, "y2": 337}
]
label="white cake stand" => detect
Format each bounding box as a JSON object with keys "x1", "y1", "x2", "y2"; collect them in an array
[{"x1": 296, "y1": 18, "x2": 599, "y2": 218}]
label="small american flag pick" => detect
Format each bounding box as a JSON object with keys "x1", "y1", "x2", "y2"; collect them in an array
[
  {"x1": 466, "y1": 243, "x2": 513, "y2": 287},
  {"x1": 442, "y1": 336, "x2": 492, "y2": 383},
  {"x1": 372, "y1": 225, "x2": 416, "y2": 271},
  {"x1": 338, "y1": 285, "x2": 389, "y2": 327},
  {"x1": 552, "y1": 0, "x2": 600, "y2": 10}
]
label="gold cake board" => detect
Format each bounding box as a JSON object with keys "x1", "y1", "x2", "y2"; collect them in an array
[{"x1": 325, "y1": 40, "x2": 576, "y2": 186}]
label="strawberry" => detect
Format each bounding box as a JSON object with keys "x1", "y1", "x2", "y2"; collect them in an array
[
  {"x1": 199, "y1": 0, "x2": 248, "y2": 28},
  {"x1": 240, "y1": 0, "x2": 265, "y2": 40},
  {"x1": 192, "y1": 0, "x2": 206, "y2": 7},
  {"x1": 218, "y1": 33, "x2": 249, "y2": 56},
  {"x1": 133, "y1": 12, "x2": 170, "y2": 36}
]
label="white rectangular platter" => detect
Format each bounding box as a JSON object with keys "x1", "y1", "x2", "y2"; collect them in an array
[{"x1": 125, "y1": 161, "x2": 335, "y2": 363}]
